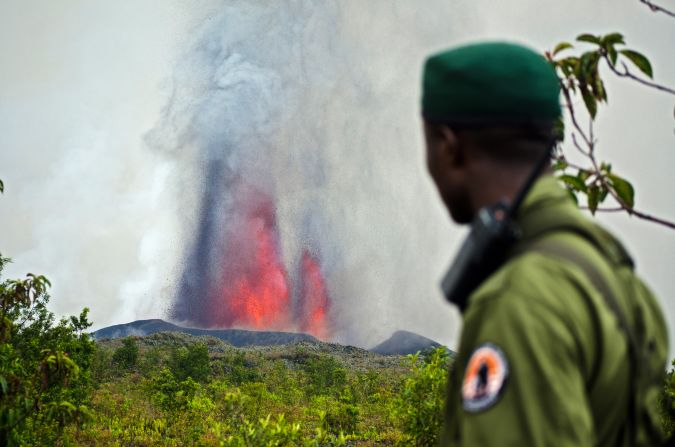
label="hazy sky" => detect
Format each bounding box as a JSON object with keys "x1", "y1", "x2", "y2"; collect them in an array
[{"x1": 1, "y1": 1, "x2": 673, "y2": 355}]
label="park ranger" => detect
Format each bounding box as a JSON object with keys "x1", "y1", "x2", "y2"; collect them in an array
[{"x1": 420, "y1": 42, "x2": 669, "y2": 446}]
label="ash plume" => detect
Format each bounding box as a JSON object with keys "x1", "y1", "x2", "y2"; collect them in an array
[
  {"x1": 147, "y1": 1, "x2": 342, "y2": 338},
  {"x1": 146, "y1": 0, "x2": 464, "y2": 346}
]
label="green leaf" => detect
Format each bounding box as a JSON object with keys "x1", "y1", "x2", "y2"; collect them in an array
[
  {"x1": 607, "y1": 45, "x2": 618, "y2": 66},
  {"x1": 601, "y1": 33, "x2": 625, "y2": 46},
  {"x1": 559, "y1": 58, "x2": 578, "y2": 79},
  {"x1": 608, "y1": 174, "x2": 635, "y2": 208},
  {"x1": 577, "y1": 34, "x2": 601, "y2": 45},
  {"x1": 0, "y1": 179, "x2": 3, "y2": 194},
  {"x1": 588, "y1": 185, "x2": 600, "y2": 214},
  {"x1": 553, "y1": 42, "x2": 573, "y2": 56},
  {"x1": 553, "y1": 118, "x2": 565, "y2": 142},
  {"x1": 551, "y1": 158, "x2": 568, "y2": 172},
  {"x1": 599, "y1": 185, "x2": 609, "y2": 203},
  {"x1": 581, "y1": 87, "x2": 598, "y2": 119},
  {"x1": 591, "y1": 75, "x2": 607, "y2": 103},
  {"x1": 619, "y1": 49, "x2": 653, "y2": 78},
  {"x1": 559, "y1": 174, "x2": 587, "y2": 192},
  {"x1": 566, "y1": 189, "x2": 579, "y2": 205},
  {"x1": 579, "y1": 52, "x2": 600, "y2": 82}
]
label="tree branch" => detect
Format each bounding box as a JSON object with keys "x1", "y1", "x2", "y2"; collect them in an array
[
  {"x1": 607, "y1": 61, "x2": 675, "y2": 95},
  {"x1": 585, "y1": 139, "x2": 675, "y2": 229},
  {"x1": 560, "y1": 83, "x2": 594, "y2": 154},
  {"x1": 580, "y1": 206, "x2": 624, "y2": 212},
  {"x1": 597, "y1": 175, "x2": 675, "y2": 229},
  {"x1": 639, "y1": 0, "x2": 675, "y2": 17}
]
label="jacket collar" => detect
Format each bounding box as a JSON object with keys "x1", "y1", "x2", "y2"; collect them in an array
[{"x1": 513, "y1": 174, "x2": 633, "y2": 268}]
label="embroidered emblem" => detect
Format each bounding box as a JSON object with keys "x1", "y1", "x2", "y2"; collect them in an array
[{"x1": 461, "y1": 343, "x2": 509, "y2": 412}]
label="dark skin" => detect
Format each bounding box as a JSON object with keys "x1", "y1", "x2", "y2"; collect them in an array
[{"x1": 423, "y1": 121, "x2": 550, "y2": 224}]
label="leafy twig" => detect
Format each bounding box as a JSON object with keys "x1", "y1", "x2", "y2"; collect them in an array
[
  {"x1": 549, "y1": 33, "x2": 675, "y2": 230},
  {"x1": 560, "y1": 80, "x2": 675, "y2": 229},
  {"x1": 597, "y1": 175, "x2": 675, "y2": 229}
]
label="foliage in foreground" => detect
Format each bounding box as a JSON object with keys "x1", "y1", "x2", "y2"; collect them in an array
[
  {"x1": 394, "y1": 349, "x2": 449, "y2": 446},
  {"x1": 0, "y1": 255, "x2": 95, "y2": 446},
  {"x1": 662, "y1": 359, "x2": 675, "y2": 439}
]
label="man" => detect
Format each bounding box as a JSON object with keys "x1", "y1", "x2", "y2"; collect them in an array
[{"x1": 421, "y1": 42, "x2": 669, "y2": 446}]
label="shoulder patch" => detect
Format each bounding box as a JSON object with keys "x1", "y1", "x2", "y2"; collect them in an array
[{"x1": 461, "y1": 343, "x2": 509, "y2": 413}]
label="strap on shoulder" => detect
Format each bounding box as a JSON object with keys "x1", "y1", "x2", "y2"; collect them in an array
[
  {"x1": 529, "y1": 237, "x2": 639, "y2": 357},
  {"x1": 527, "y1": 235, "x2": 639, "y2": 447}
]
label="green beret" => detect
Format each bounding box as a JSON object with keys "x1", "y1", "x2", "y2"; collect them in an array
[{"x1": 422, "y1": 42, "x2": 561, "y2": 125}]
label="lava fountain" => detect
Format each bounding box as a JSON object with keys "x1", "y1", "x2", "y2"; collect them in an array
[
  {"x1": 159, "y1": 3, "x2": 340, "y2": 341},
  {"x1": 297, "y1": 250, "x2": 332, "y2": 340},
  {"x1": 212, "y1": 183, "x2": 292, "y2": 331},
  {"x1": 175, "y1": 179, "x2": 332, "y2": 339}
]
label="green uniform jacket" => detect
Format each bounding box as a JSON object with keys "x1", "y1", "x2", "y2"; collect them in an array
[{"x1": 441, "y1": 175, "x2": 668, "y2": 447}]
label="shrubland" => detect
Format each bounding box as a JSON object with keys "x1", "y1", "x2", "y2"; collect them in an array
[{"x1": 74, "y1": 332, "x2": 450, "y2": 446}]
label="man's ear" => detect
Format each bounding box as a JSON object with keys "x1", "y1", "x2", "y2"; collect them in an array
[{"x1": 437, "y1": 125, "x2": 464, "y2": 168}]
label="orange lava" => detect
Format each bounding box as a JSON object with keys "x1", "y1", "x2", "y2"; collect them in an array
[
  {"x1": 226, "y1": 217, "x2": 292, "y2": 330},
  {"x1": 298, "y1": 250, "x2": 332, "y2": 340},
  {"x1": 210, "y1": 182, "x2": 331, "y2": 339},
  {"x1": 215, "y1": 185, "x2": 292, "y2": 331}
]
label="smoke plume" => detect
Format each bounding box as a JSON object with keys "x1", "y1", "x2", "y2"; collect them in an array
[{"x1": 145, "y1": 0, "x2": 463, "y2": 345}]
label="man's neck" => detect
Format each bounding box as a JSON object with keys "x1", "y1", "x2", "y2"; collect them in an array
[{"x1": 467, "y1": 163, "x2": 545, "y2": 217}]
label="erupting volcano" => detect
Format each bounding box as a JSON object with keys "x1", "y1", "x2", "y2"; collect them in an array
[{"x1": 175, "y1": 180, "x2": 333, "y2": 340}]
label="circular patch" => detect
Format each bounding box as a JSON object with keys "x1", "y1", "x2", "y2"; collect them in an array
[{"x1": 461, "y1": 343, "x2": 509, "y2": 413}]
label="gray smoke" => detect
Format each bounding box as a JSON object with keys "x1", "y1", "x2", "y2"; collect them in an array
[{"x1": 145, "y1": 1, "x2": 464, "y2": 345}]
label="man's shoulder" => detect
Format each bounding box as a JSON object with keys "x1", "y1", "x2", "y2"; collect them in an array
[
  {"x1": 469, "y1": 232, "x2": 599, "y2": 312},
  {"x1": 459, "y1": 232, "x2": 613, "y2": 367}
]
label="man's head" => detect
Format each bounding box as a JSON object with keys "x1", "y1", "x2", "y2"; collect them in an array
[{"x1": 421, "y1": 42, "x2": 561, "y2": 223}]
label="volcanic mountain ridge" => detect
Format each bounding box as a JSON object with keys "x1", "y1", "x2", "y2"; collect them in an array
[{"x1": 93, "y1": 319, "x2": 446, "y2": 356}]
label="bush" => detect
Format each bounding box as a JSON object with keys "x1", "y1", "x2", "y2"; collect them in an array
[
  {"x1": 221, "y1": 351, "x2": 261, "y2": 385},
  {"x1": 301, "y1": 354, "x2": 347, "y2": 396},
  {"x1": 322, "y1": 402, "x2": 360, "y2": 435},
  {"x1": 170, "y1": 342, "x2": 210, "y2": 382},
  {"x1": 393, "y1": 347, "x2": 450, "y2": 447},
  {"x1": 661, "y1": 359, "x2": 675, "y2": 439},
  {"x1": 215, "y1": 414, "x2": 303, "y2": 447},
  {"x1": 0, "y1": 255, "x2": 95, "y2": 446},
  {"x1": 91, "y1": 345, "x2": 114, "y2": 382},
  {"x1": 138, "y1": 345, "x2": 162, "y2": 375},
  {"x1": 150, "y1": 367, "x2": 199, "y2": 412},
  {"x1": 112, "y1": 337, "x2": 139, "y2": 370}
]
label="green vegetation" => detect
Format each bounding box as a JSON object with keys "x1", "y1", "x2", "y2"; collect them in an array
[
  {"x1": 662, "y1": 360, "x2": 675, "y2": 439},
  {"x1": 112, "y1": 337, "x2": 139, "y2": 370},
  {"x1": 547, "y1": 27, "x2": 675, "y2": 229},
  {"x1": 3, "y1": 305, "x2": 674, "y2": 446},
  {"x1": 394, "y1": 349, "x2": 449, "y2": 446},
  {"x1": 0, "y1": 255, "x2": 95, "y2": 446},
  {"x1": 71, "y1": 333, "x2": 450, "y2": 446}
]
